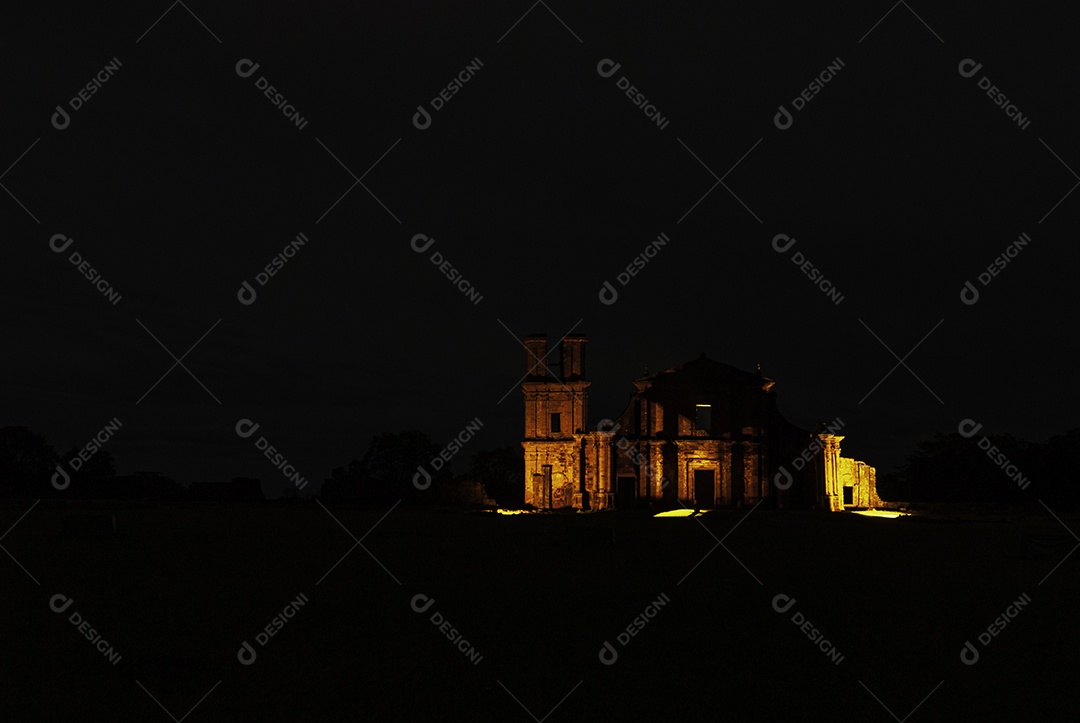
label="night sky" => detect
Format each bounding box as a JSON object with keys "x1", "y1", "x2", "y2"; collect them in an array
[{"x1": 3, "y1": 2, "x2": 1077, "y2": 496}]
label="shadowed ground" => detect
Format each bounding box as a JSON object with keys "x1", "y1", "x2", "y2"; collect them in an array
[{"x1": 3, "y1": 502, "x2": 1077, "y2": 721}]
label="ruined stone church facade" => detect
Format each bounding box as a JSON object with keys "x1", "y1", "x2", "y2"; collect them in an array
[{"x1": 522, "y1": 334, "x2": 880, "y2": 512}]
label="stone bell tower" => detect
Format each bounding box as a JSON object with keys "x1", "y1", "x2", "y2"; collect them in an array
[{"x1": 521, "y1": 334, "x2": 590, "y2": 508}]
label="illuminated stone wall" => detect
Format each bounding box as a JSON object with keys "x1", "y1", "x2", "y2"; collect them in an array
[
  {"x1": 521, "y1": 383, "x2": 589, "y2": 438},
  {"x1": 521, "y1": 334, "x2": 880, "y2": 511},
  {"x1": 523, "y1": 440, "x2": 579, "y2": 508},
  {"x1": 823, "y1": 434, "x2": 880, "y2": 509},
  {"x1": 580, "y1": 431, "x2": 614, "y2": 509},
  {"x1": 742, "y1": 441, "x2": 765, "y2": 505},
  {"x1": 673, "y1": 439, "x2": 723, "y2": 506},
  {"x1": 521, "y1": 334, "x2": 593, "y2": 509},
  {"x1": 837, "y1": 456, "x2": 879, "y2": 508},
  {"x1": 609, "y1": 438, "x2": 774, "y2": 509}
]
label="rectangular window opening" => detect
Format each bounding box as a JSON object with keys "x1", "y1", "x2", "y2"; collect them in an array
[{"x1": 695, "y1": 404, "x2": 711, "y2": 431}]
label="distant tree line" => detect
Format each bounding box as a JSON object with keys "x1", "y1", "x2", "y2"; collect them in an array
[
  {"x1": 0, "y1": 426, "x2": 258, "y2": 501},
  {"x1": 322, "y1": 430, "x2": 523, "y2": 507},
  {"x1": 879, "y1": 428, "x2": 1079, "y2": 510},
  {"x1": 7, "y1": 422, "x2": 1077, "y2": 509},
  {"x1": 0, "y1": 426, "x2": 524, "y2": 507}
]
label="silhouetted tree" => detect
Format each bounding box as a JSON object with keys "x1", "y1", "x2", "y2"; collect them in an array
[
  {"x1": 186, "y1": 477, "x2": 263, "y2": 502},
  {"x1": 1031, "y1": 428, "x2": 1080, "y2": 511},
  {"x1": 114, "y1": 471, "x2": 184, "y2": 500},
  {"x1": 0, "y1": 426, "x2": 59, "y2": 497},
  {"x1": 322, "y1": 460, "x2": 366, "y2": 503},
  {"x1": 892, "y1": 431, "x2": 1040, "y2": 504},
  {"x1": 324, "y1": 431, "x2": 450, "y2": 503},
  {"x1": 330, "y1": 459, "x2": 365, "y2": 484},
  {"x1": 60, "y1": 448, "x2": 116, "y2": 498},
  {"x1": 469, "y1": 446, "x2": 524, "y2": 507},
  {"x1": 61, "y1": 448, "x2": 115, "y2": 478},
  {"x1": 365, "y1": 430, "x2": 453, "y2": 502},
  {"x1": 874, "y1": 469, "x2": 903, "y2": 502}
]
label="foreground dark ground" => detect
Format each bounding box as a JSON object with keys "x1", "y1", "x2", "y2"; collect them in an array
[{"x1": 3, "y1": 501, "x2": 1077, "y2": 721}]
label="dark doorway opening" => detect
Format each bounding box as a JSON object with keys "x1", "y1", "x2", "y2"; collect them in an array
[
  {"x1": 694, "y1": 469, "x2": 716, "y2": 509},
  {"x1": 616, "y1": 477, "x2": 636, "y2": 508},
  {"x1": 843, "y1": 486, "x2": 853, "y2": 506}
]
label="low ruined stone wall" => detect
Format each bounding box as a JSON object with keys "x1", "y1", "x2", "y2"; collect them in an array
[{"x1": 838, "y1": 457, "x2": 879, "y2": 508}]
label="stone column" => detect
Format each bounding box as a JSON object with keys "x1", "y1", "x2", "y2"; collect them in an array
[
  {"x1": 818, "y1": 434, "x2": 845, "y2": 511},
  {"x1": 596, "y1": 432, "x2": 615, "y2": 509},
  {"x1": 674, "y1": 441, "x2": 689, "y2": 504},
  {"x1": 743, "y1": 442, "x2": 760, "y2": 505},
  {"x1": 570, "y1": 434, "x2": 587, "y2": 507},
  {"x1": 650, "y1": 442, "x2": 664, "y2": 500},
  {"x1": 720, "y1": 442, "x2": 733, "y2": 506}
]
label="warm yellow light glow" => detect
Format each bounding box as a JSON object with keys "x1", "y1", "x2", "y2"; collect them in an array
[
  {"x1": 850, "y1": 509, "x2": 908, "y2": 519},
  {"x1": 653, "y1": 509, "x2": 700, "y2": 517},
  {"x1": 495, "y1": 508, "x2": 530, "y2": 515}
]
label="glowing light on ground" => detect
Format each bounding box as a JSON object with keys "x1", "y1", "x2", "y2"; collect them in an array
[
  {"x1": 653, "y1": 509, "x2": 701, "y2": 517},
  {"x1": 850, "y1": 509, "x2": 908, "y2": 519}
]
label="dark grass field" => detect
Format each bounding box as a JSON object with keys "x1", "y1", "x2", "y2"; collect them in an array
[{"x1": 3, "y1": 501, "x2": 1077, "y2": 721}]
